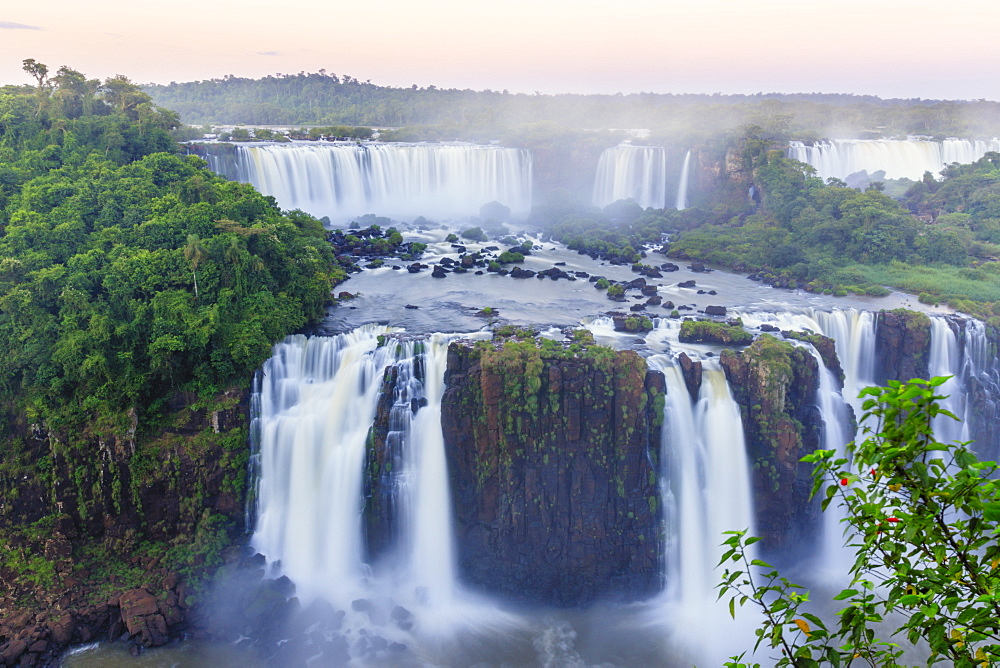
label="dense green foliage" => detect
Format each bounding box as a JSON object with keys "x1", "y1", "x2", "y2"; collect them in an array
[
  {"x1": 0, "y1": 64, "x2": 342, "y2": 433},
  {"x1": 668, "y1": 148, "x2": 1000, "y2": 315},
  {"x1": 721, "y1": 378, "x2": 1000, "y2": 667},
  {"x1": 145, "y1": 71, "x2": 1000, "y2": 143}
]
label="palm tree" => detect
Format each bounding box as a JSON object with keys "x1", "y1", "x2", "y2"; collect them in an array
[{"x1": 184, "y1": 234, "x2": 207, "y2": 300}]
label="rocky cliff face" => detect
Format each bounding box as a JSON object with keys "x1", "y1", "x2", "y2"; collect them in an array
[
  {"x1": 0, "y1": 389, "x2": 249, "y2": 665},
  {"x1": 720, "y1": 335, "x2": 823, "y2": 551},
  {"x1": 438, "y1": 337, "x2": 664, "y2": 606},
  {"x1": 875, "y1": 309, "x2": 931, "y2": 384}
]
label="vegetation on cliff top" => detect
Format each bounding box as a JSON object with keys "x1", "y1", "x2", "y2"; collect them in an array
[
  {"x1": 0, "y1": 62, "x2": 342, "y2": 435},
  {"x1": 667, "y1": 143, "x2": 1000, "y2": 317}
]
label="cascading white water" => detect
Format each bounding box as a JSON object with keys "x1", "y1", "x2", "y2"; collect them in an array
[
  {"x1": 400, "y1": 333, "x2": 467, "y2": 605},
  {"x1": 788, "y1": 138, "x2": 1000, "y2": 181},
  {"x1": 929, "y1": 317, "x2": 969, "y2": 445},
  {"x1": 649, "y1": 356, "x2": 759, "y2": 664},
  {"x1": 735, "y1": 308, "x2": 877, "y2": 421},
  {"x1": 593, "y1": 145, "x2": 667, "y2": 209},
  {"x1": 799, "y1": 343, "x2": 854, "y2": 580},
  {"x1": 218, "y1": 143, "x2": 533, "y2": 221},
  {"x1": 675, "y1": 150, "x2": 691, "y2": 210},
  {"x1": 251, "y1": 326, "x2": 400, "y2": 603}
]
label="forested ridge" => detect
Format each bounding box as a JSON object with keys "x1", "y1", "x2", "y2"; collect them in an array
[{"x1": 145, "y1": 71, "x2": 1000, "y2": 142}]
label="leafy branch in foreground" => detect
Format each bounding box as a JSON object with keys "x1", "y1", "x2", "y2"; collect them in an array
[{"x1": 719, "y1": 377, "x2": 1000, "y2": 667}]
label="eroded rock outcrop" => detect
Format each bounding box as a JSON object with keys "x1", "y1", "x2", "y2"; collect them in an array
[
  {"x1": 875, "y1": 309, "x2": 931, "y2": 384},
  {"x1": 439, "y1": 337, "x2": 664, "y2": 605},
  {"x1": 720, "y1": 335, "x2": 823, "y2": 551},
  {"x1": 0, "y1": 390, "x2": 250, "y2": 664}
]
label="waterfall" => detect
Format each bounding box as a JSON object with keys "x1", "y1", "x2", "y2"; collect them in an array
[
  {"x1": 213, "y1": 143, "x2": 532, "y2": 222},
  {"x1": 798, "y1": 343, "x2": 854, "y2": 580},
  {"x1": 593, "y1": 145, "x2": 667, "y2": 209},
  {"x1": 650, "y1": 356, "x2": 759, "y2": 664},
  {"x1": 251, "y1": 326, "x2": 400, "y2": 603},
  {"x1": 735, "y1": 308, "x2": 876, "y2": 420},
  {"x1": 401, "y1": 333, "x2": 464, "y2": 605},
  {"x1": 788, "y1": 138, "x2": 1000, "y2": 181},
  {"x1": 929, "y1": 317, "x2": 969, "y2": 445},
  {"x1": 675, "y1": 150, "x2": 691, "y2": 210}
]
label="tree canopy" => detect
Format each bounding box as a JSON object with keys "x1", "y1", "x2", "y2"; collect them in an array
[{"x1": 0, "y1": 61, "x2": 343, "y2": 435}]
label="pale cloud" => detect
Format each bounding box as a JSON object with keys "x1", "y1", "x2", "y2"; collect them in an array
[
  {"x1": 257, "y1": 51, "x2": 279, "y2": 57},
  {"x1": 0, "y1": 21, "x2": 42, "y2": 30}
]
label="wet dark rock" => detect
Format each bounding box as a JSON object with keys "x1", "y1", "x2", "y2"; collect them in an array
[
  {"x1": 407, "y1": 263, "x2": 424, "y2": 273},
  {"x1": 641, "y1": 285, "x2": 658, "y2": 297},
  {"x1": 510, "y1": 266, "x2": 536, "y2": 279},
  {"x1": 720, "y1": 336, "x2": 822, "y2": 550},
  {"x1": 404, "y1": 304, "x2": 419, "y2": 309},
  {"x1": 760, "y1": 323, "x2": 779, "y2": 332},
  {"x1": 411, "y1": 397, "x2": 428, "y2": 413},
  {"x1": 431, "y1": 266, "x2": 448, "y2": 279},
  {"x1": 677, "y1": 353, "x2": 702, "y2": 401},
  {"x1": 678, "y1": 280, "x2": 696, "y2": 288},
  {"x1": 646, "y1": 296, "x2": 662, "y2": 306},
  {"x1": 661, "y1": 301, "x2": 675, "y2": 310},
  {"x1": 689, "y1": 263, "x2": 706, "y2": 272},
  {"x1": 660, "y1": 263, "x2": 679, "y2": 272},
  {"x1": 439, "y1": 341, "x2": 664, "y2": 606},
  {"x1": 874, "y1": 309, "x2": 931, "y2": 384},
  {"x1": 629, "y1": 304, "x2": 645, "y2": 312},
  {"x1": 625, "y1": 277, "x2": 647, "y2": 290},
  {"x1": 705, "y1": 305, "x2": 727, "y2": 316}
]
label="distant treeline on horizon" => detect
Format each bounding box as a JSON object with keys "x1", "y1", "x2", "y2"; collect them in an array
[{"x1": 142, "y1": 71, "x2": 1000, "y2": 143}]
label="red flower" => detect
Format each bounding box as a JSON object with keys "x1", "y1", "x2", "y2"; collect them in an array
[{"x1": 887, "y1": 517, "x2": 900, "y2": 523}]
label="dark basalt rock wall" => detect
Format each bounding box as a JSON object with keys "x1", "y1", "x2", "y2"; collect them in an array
[
  {"x1": 875, "y1": 309, "x2": 931, "y2": 384},
  {"x1": 0, "y1": 390, "x2": 250, "y2": 665},
  {"x1": 439, "y1": 340, "x2": 664, "y2": 606},
  {"x1": 720, "y1": 335, "x2": 823, "y2": 552}
]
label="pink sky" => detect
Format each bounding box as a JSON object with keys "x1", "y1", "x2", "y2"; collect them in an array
[{"x1": 2, "y1": 0, "x2": 999, "y2": 100}]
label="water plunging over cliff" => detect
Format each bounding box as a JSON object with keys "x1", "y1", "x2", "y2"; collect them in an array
[
  {"x1": 929, "y1": 317, "x2": 970, "y2": 445},
  {"x1": 251, "y1": 326, "x2": 400, "y2": 602},
  {"x1": 209, "y1": 143, "x2": 533, "y2": 221},
  {"x1": 675, "y1": 150, "x2": 691, "y2": 210},
  {"x1": 243, "y1": 300, "x2": 998, "y2": 664},
  {"x1": 788, "y1": 138, "x2": 1000, "y2": 181},
  {"x1": 593, "y1": 145, "x2": 667, "y2": 209}
]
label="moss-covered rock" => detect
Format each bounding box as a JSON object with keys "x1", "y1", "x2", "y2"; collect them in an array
[
  {"x1": 720, "y1": 335, "x2": 821, "y2": 551},
  {"x1": 679, "y1": 319, "x2": 753, "y2": 345},
  {"x1": 0, "y1": 390, "x2": 250, "y2": 664},
  {"x1": 783, "y1": 330, "x2": 844, "y2": 384},
  {"x1": 439, "y1": 336, "x2": 664, "y2": 605}
]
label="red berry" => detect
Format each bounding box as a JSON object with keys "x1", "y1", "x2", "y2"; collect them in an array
[
  {"x1": 887, "y1": 517, "x2": 900, "y2": 523},
  {"x1": 840, "y1": 478, "x2": 849, "y2": 486},
  {"x1": 870, "y1": 468, "x2": 876, "y2": 475}
]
